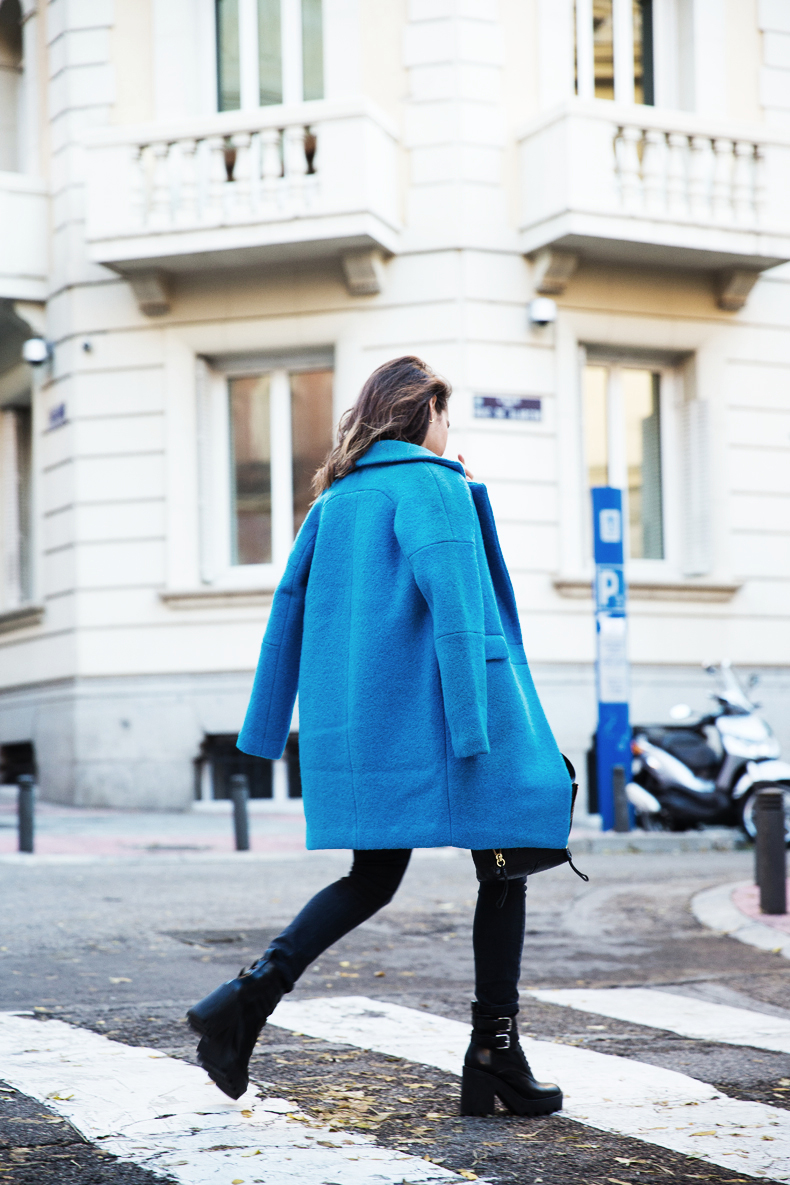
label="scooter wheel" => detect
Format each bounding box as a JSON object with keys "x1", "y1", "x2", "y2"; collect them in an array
[{"x1": 738, "y1": 783, "x2": 790, "y2": 846}]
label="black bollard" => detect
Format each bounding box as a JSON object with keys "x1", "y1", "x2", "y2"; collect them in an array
[
  {"x1": 755, "y1": 788, "x2": 787, "y2": 915},
  {"x1": 613, "y1": 764, "x2": 630, "y2": 833},
  {"x1": 230, "y1": 772, "x2": 250, "y2": 852},
  {"x1": 18, "y1": 774, "x2": 35, "y2": 853}
]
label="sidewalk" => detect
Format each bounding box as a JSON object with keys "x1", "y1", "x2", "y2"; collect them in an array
[
  {"x1": 1, "y1": 786, "x2": 748, "y2": 859},
  {"x1": 692, "y1": 876, "x2": 790, "y2": 961},
  {"x1": 0, "y1": 788, "x2": 306, "y2": 857}
]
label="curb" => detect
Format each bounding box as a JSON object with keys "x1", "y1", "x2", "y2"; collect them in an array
[
  {"x1": 691, "y1": 879, "x2": 790, "y2": 961},
  {"x1": 569, "y1": 827, "x2": 748, "y2": 854}
]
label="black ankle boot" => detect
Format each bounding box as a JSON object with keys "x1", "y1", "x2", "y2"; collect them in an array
[
  {"x1": 460, "y1": 1004, "x2": 563, "y2": 1117},
  {"x1": 187, "y1": 959, "x2": 287, "y2": 1100}
]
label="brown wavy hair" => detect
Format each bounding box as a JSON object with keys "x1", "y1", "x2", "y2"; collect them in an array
[{"x1": 312, "y1": 355, "x2": 451, "y2": 495}]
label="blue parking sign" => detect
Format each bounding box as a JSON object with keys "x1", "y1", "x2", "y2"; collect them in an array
[
  {"x1": 590, "y1": 487, "x2": 631, "y2": 830},
  {"x1": 595, "y1": 564, "x2": 626, "y2": 612}
]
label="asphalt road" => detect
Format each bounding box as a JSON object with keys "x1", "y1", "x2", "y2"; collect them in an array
[{"x1": 2, "y1": 846, "x2": 790, "y2": 1184}]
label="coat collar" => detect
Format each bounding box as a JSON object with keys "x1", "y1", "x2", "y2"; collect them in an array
[{"x1": 354, "y1": 439, "x2": 465, "y2": 475}]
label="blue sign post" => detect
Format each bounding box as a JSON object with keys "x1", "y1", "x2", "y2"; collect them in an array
[{"x1": 591, "y1": 487, "x2": 631, "y2": 830}]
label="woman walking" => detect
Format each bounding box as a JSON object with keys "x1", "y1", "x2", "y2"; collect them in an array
[{"x1": 188, "y1": 356, "x2": 572, "y2": 1117}]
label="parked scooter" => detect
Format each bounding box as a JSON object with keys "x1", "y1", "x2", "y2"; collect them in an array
[{"x1": 627, "y1": 661, "x2": 790, "y2": 842}]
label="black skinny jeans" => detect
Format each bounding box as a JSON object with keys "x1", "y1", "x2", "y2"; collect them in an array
[{"x1": 264, "y1": 850, "x2": 526, "y2": 1015}]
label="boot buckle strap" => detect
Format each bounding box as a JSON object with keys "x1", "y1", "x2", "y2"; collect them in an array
[{"x1": 494, "y1": 1016, "x2": 512, "y2": 1050}]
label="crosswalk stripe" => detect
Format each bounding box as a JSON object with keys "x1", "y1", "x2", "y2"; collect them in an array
[
  {"x1": 527, "y1": 987, "x2": 790, "y2": 1055},
  {"x1": 270, "y1": 995, "x2": 790, "y2": 1182},
  {"x1": 0, "y1": 1011, "x2": 467, "y2": 1185}
]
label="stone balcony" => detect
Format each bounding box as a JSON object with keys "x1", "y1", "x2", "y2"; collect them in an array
[
  {"x1": 518, "y1": 101, "x2": 790, "y2": 307},
  {"x1": 83, "y1": 98, "x2": 401, "y2": 306},
  {"x1": 0, "y1": 173, "x2": 48, "y2": 302}
]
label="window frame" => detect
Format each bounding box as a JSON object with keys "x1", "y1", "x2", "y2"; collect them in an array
[
  {"x1": 579, "y1": 350, "x2": 683, "y2": 582},
  {"x1": 216, "y1": 0, "x2": 322, "y2": 112},
  {"x1": 575, "y1": 0, "x2": 655, "y2": 106},
  {"x1": 197, "y1": 347, "x2": 333, "y2": 589},
  {"x1": 0, "y1": 401, "x2": 32, "y2": 610}
]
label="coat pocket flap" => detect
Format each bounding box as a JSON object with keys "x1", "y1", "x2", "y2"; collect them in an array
[{"x1": 484, "y1": 635, "x2": 509, "y2": 661}]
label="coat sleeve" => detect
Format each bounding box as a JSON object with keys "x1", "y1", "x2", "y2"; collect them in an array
[
  {"x1": 394, "y1": 466, "x2": 489, "y2": 759},
  {"x1": 237, "y1": 500, "x2": 322, "y2": 760}
]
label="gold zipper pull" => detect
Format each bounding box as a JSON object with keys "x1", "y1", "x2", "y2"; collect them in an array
[{"x1": 494, "y1": 850, "x2": 505, "y2": 869}]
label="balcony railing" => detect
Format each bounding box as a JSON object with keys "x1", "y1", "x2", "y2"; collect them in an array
[
  {"x1": 0, "y1": 173, "x2": 48, "y2": 301},
  {"x1": 84, "y1": 98, "x2": 401, "y2": 275},
  {"x1": 518, "y1": 101, "x2": 790, "y2": 277}
]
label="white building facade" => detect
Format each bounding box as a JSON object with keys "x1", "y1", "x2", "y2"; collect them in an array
[{"x1": 1, "y1": 0, "x2": 789, "y2": 812}]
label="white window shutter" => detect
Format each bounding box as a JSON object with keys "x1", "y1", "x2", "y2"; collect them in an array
[{"x1": 681, "y1": 399, "x2": 711, "y2": 576}]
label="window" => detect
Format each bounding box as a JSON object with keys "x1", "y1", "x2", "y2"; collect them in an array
[
  {"x1": 228, "y1": 367, "x2": 332, "y2": 566},
  {"x1": 196, "y1": 733, "x2": 302, "y2": 801},
  {"x1": 0, "y1": 741, "x2": 36, "y2": 785},
  {"x1": 216, "y1": 0, "x2": 323, "y2": 112},
  {"x1": 0, "y1": 0, "x2": 22, "y2": 172},
  {"x1": 575, "y1": 0, "x2": 654, "y2": 105},
  {"x1": 582, "y1": 364, "x2": 664, "y2": 560},
  {"x1": 197, "y1": 354, "x2": 333, "y2": 583},
  {"x1": 0, "y1": 403, "x2": 32, "y2": 608}
]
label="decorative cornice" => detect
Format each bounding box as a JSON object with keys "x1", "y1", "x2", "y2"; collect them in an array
[
  {"x1": 159, "y1": 588, "x2": 274, "y2": 610},
  {"x1": 553, "y1": 578, "x2": 742, "y2": 603},
  {"x1": 0, "y1": 604, "x2": 45, "y2": 635}
]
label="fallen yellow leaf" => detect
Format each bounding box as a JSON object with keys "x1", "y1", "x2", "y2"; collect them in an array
[
  {"x1": 689, "y1": 1131, "x2": 716, "y2": 1137},
  {"x1": 458, "y1": 1172, "x2": 477, "y2": 1181},
  {"x1": 374, "y1": 970, "x2": 386, "y2": 977},
  {"x1": 240, "y1": 1109, "x2": 253, "y2": 1118},
  {"x1": 109, "y1": 977, "x2": 131, "y2": 984}
]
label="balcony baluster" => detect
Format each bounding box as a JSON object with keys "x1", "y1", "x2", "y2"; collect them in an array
[
  {"x1": 149, "y1": 142, "x2": 172, "y2": 230},
  {"x1": 641, "y1": 128, "x2": 666, "y2": 217},
  {"x1": 733, "y1": 141, "x2": 756, "y2": 227},
  {"x1": 177, "y1": 139, "x2": 199, "y2": 226},
  {"x1": 284, "y1": 125, "x2": 309, "y2": 209},
  {"x1": 230, "y1": 132, "x2": 253, "y2": 220},
  {"x1": 665, "y1": 132, "x2": 688, "y2": 219},
  {"x1": 617, "y1": 125, "x2": 643, "y2": 214},
  {"x1": 688, "y1": 136, "x2": 714, "y2": 223},
  {"x1": 206, "y1": 136, "x2": 228, "y2": 224},
  {"x1": 260, "y1": 127, "x2": 283, "y2": 206},
  {"x1": 247, "y1": 131, "x2": 262, "y2": 213},
  {"x1": 753, "y1": 144, "x2": 766, "y2": 227},
  {"x1": 711, "y1": 138, "x2": 734, "y2": 225}
]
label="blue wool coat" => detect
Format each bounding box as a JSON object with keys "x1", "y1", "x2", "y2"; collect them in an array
[{"x1": 238, "y1": 440, "x2": 572, "y2": 850}]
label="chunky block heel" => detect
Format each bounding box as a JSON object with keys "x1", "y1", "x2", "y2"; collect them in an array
[
  {"x1": 187, "y1": 959, "x2": 286, "y2": 1100},
  {"x1": 461, "y1": 1005, "x2": 563, "y2": 1118},
  {"x1": 461, "y1": 1066, "x2": 498, "y2": 1116}
]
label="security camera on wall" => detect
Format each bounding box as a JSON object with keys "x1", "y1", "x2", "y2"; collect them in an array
[{"x1": 22, "y1": 338, "x2": 51, "y2": 366}]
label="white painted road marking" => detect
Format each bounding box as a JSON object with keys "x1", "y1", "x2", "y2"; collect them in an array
[
  {"x1": 0, "y1": 1011, "x2": 470, "y2": 1184},
  {"x1": 528, "y1": 986, "x2": 790, "y2": 1055},
  {"x1": 271, "y1": 995, "x2": 790, "y2": 1182}
]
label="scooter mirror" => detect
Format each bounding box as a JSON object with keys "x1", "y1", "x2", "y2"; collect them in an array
[{"x1": 669, "y1": 703, "x2": 692, "y2": 720}]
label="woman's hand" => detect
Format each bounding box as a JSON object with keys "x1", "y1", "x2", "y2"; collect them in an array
[{"x1": 458, "y1": 454, "x2": 474, "y2": 480}]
